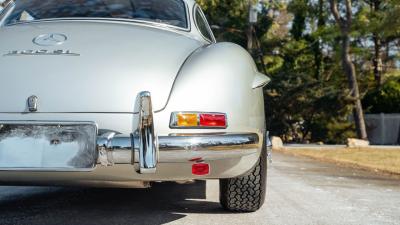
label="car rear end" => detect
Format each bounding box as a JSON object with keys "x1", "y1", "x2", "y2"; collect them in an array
[{"x1": 0, "y1": 0, "x2": 270, "y2": 212}]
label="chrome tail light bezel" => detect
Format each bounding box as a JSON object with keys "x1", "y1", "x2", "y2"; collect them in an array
[{"x1": 169, "y1": 112, "x2": 228, "y2": 129}]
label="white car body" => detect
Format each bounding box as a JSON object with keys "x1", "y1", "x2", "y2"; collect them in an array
[{"x1": 0, "y1": 0, "x2": 270, "y2": 191}]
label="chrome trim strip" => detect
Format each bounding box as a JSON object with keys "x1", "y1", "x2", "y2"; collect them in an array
[
  {"x1": 5, "y1": 18, "x2": 190, "y2": 32},
  {"x1": 0, "y1": 1, "x2": 15, "y2": 26},
  {"x1": 0, "y1": 0, "x2": 13, "y2": 8}
]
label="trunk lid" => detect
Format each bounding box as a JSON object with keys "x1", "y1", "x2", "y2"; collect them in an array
[{"x1": 0, "y1": 21, "x2": 203, "y2": 113}]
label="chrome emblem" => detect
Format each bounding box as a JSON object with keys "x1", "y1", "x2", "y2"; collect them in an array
[
  {"x1": 27, "y1": 95, "x2": 38, "y2": 112},
  {"x1": 33, "y1": 33, "x2": 67, "y2": 46},
  {"x1": 4, "y1": 49, "x2": 80, "y2": 56}
]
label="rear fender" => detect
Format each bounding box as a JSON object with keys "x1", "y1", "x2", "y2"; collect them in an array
[{"x1": 156, "y1": 43, "x2": 269, "y2": 135}]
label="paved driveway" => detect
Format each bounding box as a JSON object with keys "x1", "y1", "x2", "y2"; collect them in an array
[{"x1": 0, "y1": 152, "x2": 399, "y2": 225}]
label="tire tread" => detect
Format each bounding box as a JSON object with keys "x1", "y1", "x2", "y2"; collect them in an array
[{"x1": 219, "y1": 148, "x2": 267, "y2": 212}]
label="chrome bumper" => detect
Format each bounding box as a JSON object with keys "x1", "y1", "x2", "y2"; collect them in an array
[{"x1": 97, "y1": 133, "x2": 261, "y2": 167}]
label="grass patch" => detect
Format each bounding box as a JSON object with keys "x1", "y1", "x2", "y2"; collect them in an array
[{"x1": 276, "y1": 147, "x2": 400, "y2": 175}]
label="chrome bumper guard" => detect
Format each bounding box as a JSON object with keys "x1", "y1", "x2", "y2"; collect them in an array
[{"x1": 97, "y1": 92, "x2": 261, "y2": 174}]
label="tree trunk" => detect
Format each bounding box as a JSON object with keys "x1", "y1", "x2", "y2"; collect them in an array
[
  {"x1": 330, "y1": 0, "x2": 368, "y2": 140},
  {"x1": 373, "y1": 34, "x2": 382, "y2": 86},
  {"x1": 246, "y1": 2, "x2": 254, "y2": 52},
  {"x1": 313, "y1": 0, "x2": 325, "y2": 80},
  {"x1": 246, "y1": 25, "x2": 254, "y2": 52},
  {"x1": 341, "y1": 35, "x2": 368, "y2": 140},
  {"x1": 372, "y1": 0, "x2": 383, "y2": 86}
]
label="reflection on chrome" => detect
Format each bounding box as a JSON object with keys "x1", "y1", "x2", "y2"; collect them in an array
[
  {"x1": 137, "y1": 91, "x2": 158, "y2": 174},
  {"x1": 158, "y1": 134, "x2": 259, "y2": 151},
  {"x1": 96, "y1": 133, "x2": 260, "y2": 165},
  {"x1": 0, "y1": 123, "x2": 97, "y2": 170}
]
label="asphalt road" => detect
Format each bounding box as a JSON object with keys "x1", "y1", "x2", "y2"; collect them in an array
[{"x1": 0, "y1": 152, "x2": 399, "y2": 225}]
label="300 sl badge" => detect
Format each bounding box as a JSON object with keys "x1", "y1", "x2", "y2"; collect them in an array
[{"x1": 3, "y1": 49, "x2": 80, "y2": 56}]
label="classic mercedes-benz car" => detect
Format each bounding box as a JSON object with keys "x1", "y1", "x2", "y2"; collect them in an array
[{"x1": 0, "y1": 0, "x2": 271, "y2": 212}]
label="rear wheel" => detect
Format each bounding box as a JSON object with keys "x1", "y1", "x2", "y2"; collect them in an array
[{"x1": 219, "y1": 140, "x2": 267, "y2": 212}]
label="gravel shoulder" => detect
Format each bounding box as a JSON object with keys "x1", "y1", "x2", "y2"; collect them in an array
[{"x1": 275, "y1": 146, "x2": 400, "y2": 176}]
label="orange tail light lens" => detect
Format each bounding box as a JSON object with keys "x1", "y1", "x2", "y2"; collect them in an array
[
  {"x1": 170, "y1": 112, "x2": 227, "y2": 129},
  {"x1": 177, "y1": 113, "x2": 198, "y2": 127}
]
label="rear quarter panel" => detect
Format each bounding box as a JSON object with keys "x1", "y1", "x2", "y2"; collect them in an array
[{"x1": 153, "y1": 42, "x2": 266, "y2": 137}]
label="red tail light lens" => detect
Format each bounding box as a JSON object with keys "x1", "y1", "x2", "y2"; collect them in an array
[
  {"x1": 199, "y1": 114, "x2": 226, "y2": 127},
  {"x1": 192, "y1": 163, "x2": 210, "y2": 176}
]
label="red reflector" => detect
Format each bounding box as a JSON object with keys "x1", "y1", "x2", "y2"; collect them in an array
[
  {"x1": 199, "y1": 114, "x2": 226, "y2": 128},
  {"x1": 192, "y1": 163, "x2": 210, "y2": 176}
]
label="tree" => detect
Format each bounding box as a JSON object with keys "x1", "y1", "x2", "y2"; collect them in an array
[
  {"x1": 329, "y1": 0, "x2": 368, "y2": 140},
  {"x1": 199, "y1": 0, "x2": 398, "y2": 144},
  {"x1": 358, "y1": 0, "x2": 400, "y2": 87},
  {"x1": 363, "y1": 76, "x2": 400, "y2": 114}
]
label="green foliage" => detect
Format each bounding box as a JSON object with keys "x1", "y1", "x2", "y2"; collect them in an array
[
  {"x1": 197, "y1": 0, "x2": 249, "y2": 45},
  {"x1": 265, "y1": 35, "x2": 356, "y2": 143},
  {"x1": 363, "y1": 76, "x2": 400, "y2": 114},
  {"x1": 263, "y1": 0, "x2": 357, "y2": 143},
  {"x1": 287, "y1": 0, "x2": 307, "y2": 40},
  {"x1": 381, "y1": 0, "x2": 400, "y2": 38},
  {"x1": 197, "y1": 0, "x2": 275, "y2": 47},
  {"x1": 198, "y1": 0, "x2": 399, "y2": 144}
]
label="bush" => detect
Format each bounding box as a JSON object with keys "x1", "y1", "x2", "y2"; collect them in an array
[{"x1": 363, "y1": 77, "x2": 400, "y2": 114}]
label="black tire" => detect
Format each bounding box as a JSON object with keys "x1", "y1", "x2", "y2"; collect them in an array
[{"x1": 219, "y1": 142, "x2": 267, "y2": 212}]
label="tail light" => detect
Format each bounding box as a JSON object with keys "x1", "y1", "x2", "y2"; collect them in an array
[{"x1": 170, "y1": 112, "x2": 227, "y2": 129}]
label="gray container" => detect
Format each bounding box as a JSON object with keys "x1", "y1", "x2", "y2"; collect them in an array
[{"x1": 365, "y1": 114, "x2": 400, "y2": 145}]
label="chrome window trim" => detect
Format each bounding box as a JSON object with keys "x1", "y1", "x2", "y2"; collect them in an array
[
  {"x1": 3, "y1": 0, "x2": 192, "y2": 32},
  {"x1": 0, "y1": 1, "x2": 15, "y2": 26},
  {"x1": 193, "y1": 4, "x2": 216, "y2": 43},
  {"x1": 169, "y1": 111, "x2": 228, "y2": 129},
  {"x1": 5, "y1": 18, "x2": 190, "y2": 32}
]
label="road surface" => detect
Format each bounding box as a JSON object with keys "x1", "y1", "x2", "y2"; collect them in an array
[{"x1": 0, "y1": 152, "x2": 399, "y2": 225}]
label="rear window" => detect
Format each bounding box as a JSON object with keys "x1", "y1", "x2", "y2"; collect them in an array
[{"x1": 4, "y1": 0, "x2": 188, "y2": 28}]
